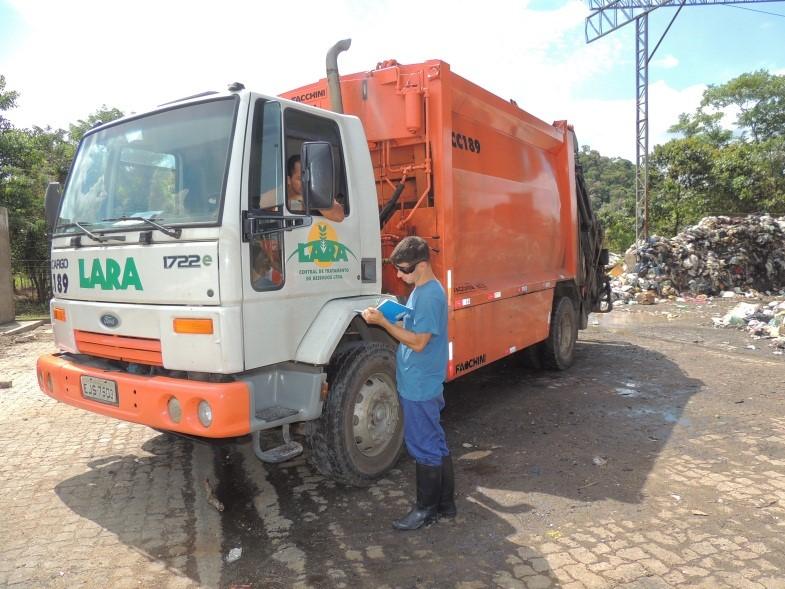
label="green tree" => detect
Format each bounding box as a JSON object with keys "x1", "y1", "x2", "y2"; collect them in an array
[
  {"x1": 702, "y1": 70, "x2": 785, "y2": 142},
  {"x1": 0, "y1": 75, "x2": 124, "y2": 304},
  {"x1": 1, "y1": 125, "x2": 73, "y2": 301},
  {"x1": 668, "y1": 111, "x2": 732, "y2": 146},
  {"x1": 649, "y1": 137, "x2": 716, "y2": 235},
  {"x1": 711, "y1": 138, "x2": 785, "y2": 212},
  {"x1": 0, "y1": 75, "x2": 18, "y2": 131},
  {"x1": 650, "y1": 70, "x2": 785, "y2": 230},
  {"x1": 68, "y1": 105, "x2": 124, "y2": 143},
  {"x1": 578, "y1": 145, "x2": 636, "y2": 252}
]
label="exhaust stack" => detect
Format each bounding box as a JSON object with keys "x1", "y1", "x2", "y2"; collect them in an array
[{"x1": 326, "y1": 39, "x2": 352, "y2": 113}]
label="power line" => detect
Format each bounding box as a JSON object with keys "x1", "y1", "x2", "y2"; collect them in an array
[
  {"x1": 723, "y1": 3, "x2": 785, "y2": 17},
  {"x1": 585, "y1": 0, "x2": 785, "y2": 241}
]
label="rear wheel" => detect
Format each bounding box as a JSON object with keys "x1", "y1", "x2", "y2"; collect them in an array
[
  {"x1": 541, "y1": 296, "x2": 578, "y2": 370},
  {"x1": 306, "y1": 343, "x2": 403, "y2": 486}
]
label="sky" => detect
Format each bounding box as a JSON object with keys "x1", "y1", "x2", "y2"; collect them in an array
[{"x1": 1, "y1": 0, "x2": 784, "y2": 161}]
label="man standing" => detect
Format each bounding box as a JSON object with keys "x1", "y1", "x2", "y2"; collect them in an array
[{"x1": 361, "y1": 236, "x2": 455, "y2": 530}]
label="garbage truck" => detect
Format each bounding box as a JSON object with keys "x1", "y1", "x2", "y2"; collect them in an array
[{"x1": 38, "y1": 40, "x2": 610, "y2": 486}]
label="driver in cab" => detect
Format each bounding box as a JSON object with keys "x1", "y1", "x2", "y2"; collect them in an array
[
  {"x1": 258, "y1": 155, "x2": 345, "y2": 222},
  {"x1": 285, "y1": 155, "x2": 345, "y2": 222}
]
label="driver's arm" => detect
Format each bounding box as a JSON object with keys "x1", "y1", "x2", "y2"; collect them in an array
[{"x1": 319, "y1": 199, "x2": 345, "y2": 222}]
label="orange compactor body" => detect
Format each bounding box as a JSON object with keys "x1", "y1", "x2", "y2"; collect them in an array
[{"x1": 282, "y1": 59, "x2": 602, "y2": 380}]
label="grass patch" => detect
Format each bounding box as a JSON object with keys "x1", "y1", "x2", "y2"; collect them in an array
[{"x1": 14, "y1": 300, "x2": 49, "y2": 322}]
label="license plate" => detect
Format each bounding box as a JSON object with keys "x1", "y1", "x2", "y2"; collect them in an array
[{"x1": 81, "y1": 376, "x2": 118, "y2": 405}]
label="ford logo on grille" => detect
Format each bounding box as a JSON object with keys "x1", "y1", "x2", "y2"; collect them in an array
[{"x1": 100, "y1": 313, "x2": 120, "y2": 329}]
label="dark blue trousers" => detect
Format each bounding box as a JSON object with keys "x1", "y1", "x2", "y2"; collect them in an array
[{"x1": 400, "y1": 394, "x2": 449, "y2": 467}]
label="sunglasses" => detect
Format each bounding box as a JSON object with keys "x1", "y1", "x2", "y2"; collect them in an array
[{"x1": 394, "y1": 260, "x2": 422, "y2": 274}]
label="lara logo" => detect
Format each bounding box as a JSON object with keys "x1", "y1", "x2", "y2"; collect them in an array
[
  {"x1": 78, "y1": 257, "x2": 143, "y2": 291},
  {"x1": 288, "y1": 223, "x2": 356, "y2": 267},
  {"x1": 288, "y1": 223, "x2": 357, "y2": 282}
]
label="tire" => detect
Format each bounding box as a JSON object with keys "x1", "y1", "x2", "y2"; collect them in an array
[
  {"x1": 306, "y1": 343, "x2": 403, "y2": 486},
  {"x1": 541, "y1": 296, "x2": 578, "y2": 370}
]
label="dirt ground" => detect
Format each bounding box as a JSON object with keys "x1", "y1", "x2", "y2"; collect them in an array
[{"x1": 1, "y1": 297, "x2": 784, "y2": 589}]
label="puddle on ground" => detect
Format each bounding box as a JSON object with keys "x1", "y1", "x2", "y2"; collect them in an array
[
  {"x1": 615, "y1": 387, "x2": 641, "y2": 397},
  {"x1": 622, "y1": 406, "x2": 692, "y2": 426},
  {"x1": 591, "y1": 311, "x2": 664, "y2": 328}
]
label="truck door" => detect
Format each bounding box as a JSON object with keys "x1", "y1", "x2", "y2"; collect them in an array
[{"x1": 241, "y1": 98, "x2": 362, "y2": 370}]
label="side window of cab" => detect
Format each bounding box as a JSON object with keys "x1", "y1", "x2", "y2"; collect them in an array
[
  {"x1": 248, "y1": 99, "x2": 284, "y2": 291},
  {"x1": 283, "y1": 109, "x2": 349, "y2": 220}
]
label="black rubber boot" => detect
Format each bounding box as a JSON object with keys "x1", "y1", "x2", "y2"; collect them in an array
[
  {"x1": 392, "y1": 462, "x2": 441, "y2": 531},
  {"x1": 438, "y1": 454, "x2": 457, "y2": 518}
]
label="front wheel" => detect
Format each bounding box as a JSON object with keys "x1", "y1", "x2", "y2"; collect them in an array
[
  {"x1": 306, "y1": 343, "x2": 403, "y2": 486},
  {"x1": 541, "y1": 296, "x2": 578, "y2": 370}
]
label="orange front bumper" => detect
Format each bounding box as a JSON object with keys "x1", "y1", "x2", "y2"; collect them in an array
[{"x1": 37, "y1": 354, "x2": 251, "y2": 438}]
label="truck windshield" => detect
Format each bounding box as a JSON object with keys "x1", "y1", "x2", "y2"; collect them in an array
[{"x1": 56, "y1": 98, "x2": 237, "y2": 234}]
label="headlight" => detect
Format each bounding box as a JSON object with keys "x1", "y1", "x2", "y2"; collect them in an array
[
  {"x1": 167, "y1": 397, "x2": 182, "y2": 423},
  {"x1": 198, "y1": 401, "x2": 213, "y2": 427}
]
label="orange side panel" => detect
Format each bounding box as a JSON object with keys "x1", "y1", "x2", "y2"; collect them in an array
[
  {"x1": 283, "y1": 60, "x2": 580, "y2": 378},
  {"x1": 37, "y1": 354, "x2": 251, "y2": 438},
  {"x1": 74, "y1": 330, "x2": 163, "y2": 366},
  {"x1": 448, "y1": 290, "x2": 553, "y2": 380},
  {"x1": 553, "y1": 120, "x2": 580, "y2": 279}
]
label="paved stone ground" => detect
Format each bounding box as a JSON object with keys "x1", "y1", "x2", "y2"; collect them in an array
[{"x1": 1, "y1": 299, "x2": 784, "y2": 588}]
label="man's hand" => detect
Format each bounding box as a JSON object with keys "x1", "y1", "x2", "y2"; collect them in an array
[
  {"x1": 360, "y1": 306, "x2": 431, "y2": 352},
  {"x1": 320, "y1": 199, "x2": 345, "y2": 222},
  {"x1": 361, "y1": 307, "x2": 386, "y2": 326}
]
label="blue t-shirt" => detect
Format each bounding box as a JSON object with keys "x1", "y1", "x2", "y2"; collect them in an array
[{"x1": 396, "y1": 279, "x2": 448, "y2": 401}]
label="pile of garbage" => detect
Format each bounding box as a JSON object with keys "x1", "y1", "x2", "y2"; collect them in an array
[
  {"x1": 713, "y1": 300, "x2": 785, "y2": 353},
  {"x1": 610, "y1": 215, "x2": 785, "y2": 303}
]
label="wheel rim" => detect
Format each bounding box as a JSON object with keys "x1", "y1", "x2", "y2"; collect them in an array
[
  {"x1": 352, "y1": 372, "x2": 400, "y2": 458},
  {"x1": 558, "y1": 307, "x2": 575, "y2": 359}
]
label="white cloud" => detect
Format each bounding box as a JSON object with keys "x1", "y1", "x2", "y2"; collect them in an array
[
  {"x1": 558, "y1": 81, "x2": 707, "y2": 161},
  {"x1": 651, "y1": 54, "x2": 679, "y2": 69},
  {"x1": 649, "y1": 80, "x2": 706, "y2": 143},
  {"x1": 0, "y1": 0, "x2": 713, "y2": 161},
  {"x1": 2, "y1": 1, "x2": 606, "y2": 130}
]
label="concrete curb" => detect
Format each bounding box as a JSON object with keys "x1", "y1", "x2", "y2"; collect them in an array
[{"x1": 0, "y1": 320, "x2": 45, "y2": 337}]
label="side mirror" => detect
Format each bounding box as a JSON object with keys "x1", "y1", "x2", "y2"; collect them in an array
[
  {"x1": 301, "y1": 141, "x2": 335, "y2": 211},
  {"x1": 44, "y1": 182, "x2": 62, "y2": 233}
]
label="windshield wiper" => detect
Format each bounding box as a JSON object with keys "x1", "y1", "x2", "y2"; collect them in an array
[
  {"x1": 55, "y1": 221, "x2": 126, "y2": 243},
  {"x1": 102, "y1": 216, "x2": 182, "y2": 239}
]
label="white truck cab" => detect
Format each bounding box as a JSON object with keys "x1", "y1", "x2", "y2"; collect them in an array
[{"x1": 39, "y1": 87, "x2": 402, "y2": 486}]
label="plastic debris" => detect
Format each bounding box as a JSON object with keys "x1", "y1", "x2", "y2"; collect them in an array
[
  {"x1": 204, "y1": 478, "x2": 224, "y2": 512},
  {"x1": 715, "y1": 303, "x2": 761, "y2": 327},
  {"x1": 636, "y1": 291, "x2": 656, "y2": 305},
  {"x1": 610, "y1": 215, "x2": 785, "y2": 302},
  {"x1": 711, "y1": 299, "x2": 785, "y2": 353},
  {"x1": 226, "y1": 547, "x2": 242, "y2": 563}
]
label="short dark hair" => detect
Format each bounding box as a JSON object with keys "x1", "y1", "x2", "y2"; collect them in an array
[
  {"x1": 286, "y1": 154, "x2": 300, "y2": 177},
  {"x1": 390, "y1": 236, "x2": 430, "y2": 266}
]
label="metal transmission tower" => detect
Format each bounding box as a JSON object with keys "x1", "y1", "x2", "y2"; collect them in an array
[{"x1": 585, "y1": 0, "x2": 783, "y2": 243}]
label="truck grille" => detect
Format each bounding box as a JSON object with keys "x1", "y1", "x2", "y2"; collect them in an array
[{"x1": 74, "y1": 330, "x2": 163, "y2": 366}]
